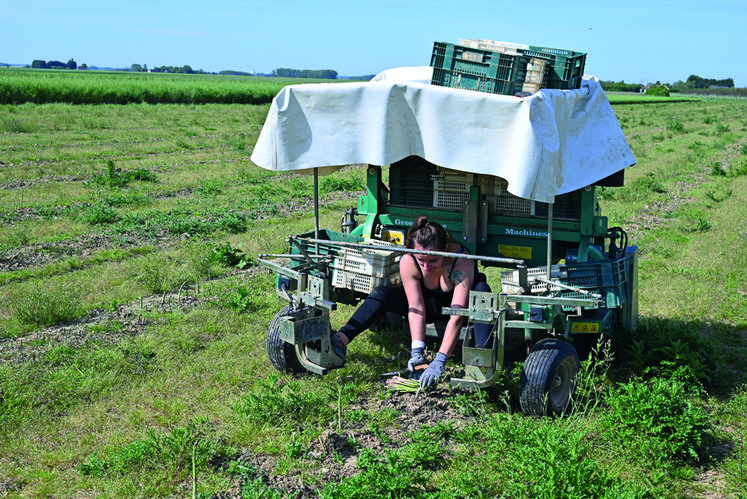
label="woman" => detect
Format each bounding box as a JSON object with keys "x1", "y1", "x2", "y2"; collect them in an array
[{"x1": 332, "y1": 216, "x2": 492, "y2": 388}]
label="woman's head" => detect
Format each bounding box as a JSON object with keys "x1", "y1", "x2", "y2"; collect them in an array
[{"x1": 406, "y1": 216, "x2": 448, "y2": 251}]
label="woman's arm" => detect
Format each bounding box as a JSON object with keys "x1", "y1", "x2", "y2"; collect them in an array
[
  {"x1": 438, "y1": 257, "x2": 475, "y2": 356},
  {"x1": 399, "y1": 255, "x2": 427, "y2": 343}
]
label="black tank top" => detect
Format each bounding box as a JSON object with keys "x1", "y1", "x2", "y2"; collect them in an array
[{"x1": 409, "y1": 245, "x2": 472, "y2": 295}]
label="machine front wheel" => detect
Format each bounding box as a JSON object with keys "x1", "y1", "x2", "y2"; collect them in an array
[
  {"x1": 267, "y1": 306, "x2": 307, "y2": 374},
  {"x1": 520, "y1": 338, "x2": 579, "y2": 416}
]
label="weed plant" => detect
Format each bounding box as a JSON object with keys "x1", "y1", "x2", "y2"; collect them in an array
[
  {"x1": 90, "y1": 160, "x2": 159, "y2": 188},
  {"x1": 10, "y1": 281, "x2": 83, "y2": 327},
  {"x1": 600, "y1": 364, "x2": 711, "y2": 464}
]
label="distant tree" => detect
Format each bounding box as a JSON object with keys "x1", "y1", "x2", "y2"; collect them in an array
[
  {"x1": 67, "y1": 59, "x2": 77, "y2": 70},
  {"x1": 220, "y1": 70, "x2": 253, "y2": 76},
  {"x1": 686, "y1": 75, "x2": 706, "y2": 88},
  {"x1": 131, "y1": 63, "x2": 144, "y2": 72},
  {"x1": 685, "y1": 75, "x2": 734, "y2": 89},
  {"x1": 272, "y1": 68, "x2": 338, "y2": 79},
  {"x1": 47, "y1": 60, "x2": 66, "y2": 69},
  {"x1": 316, "y1": 69, "x2": 338, "y2": 79},
  {"x1": 646, "y1": 84, "x2": 670, "y2": 97},
  {"x1": 600, "y1": 80, "x2": 642, "y2": 93},
  {"x1": 31, "y1": 59, "x2": 47, "y2": 69}
]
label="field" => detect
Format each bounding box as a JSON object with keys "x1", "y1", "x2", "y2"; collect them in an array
[
  {"x1": 1, "y1": 71, "x2": 747, "y2": 498},
  {"x1": 0, "y1": 68, "x2": 333, "y2": 105}
]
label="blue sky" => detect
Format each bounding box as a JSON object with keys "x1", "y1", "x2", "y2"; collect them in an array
[{"x1": 2, "y1": 0, "x2": 745, "y2": 86}]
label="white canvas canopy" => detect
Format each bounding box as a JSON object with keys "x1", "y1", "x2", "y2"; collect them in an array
[{"x1": 250, "y1": 68, "x2": 635, "y2": 203}]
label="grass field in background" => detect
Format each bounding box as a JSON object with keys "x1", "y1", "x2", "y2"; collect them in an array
[
  {"x1": 0, "y1": 71, "x2": 746, "y2": 497},
  {"x1": 0, "y1": 67, "x2": 336, "y2": 105}
]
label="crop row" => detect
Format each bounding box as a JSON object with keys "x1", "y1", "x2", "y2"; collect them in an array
[{"x1": 0, "y1": 69, "x2": 325, "y2": 105}]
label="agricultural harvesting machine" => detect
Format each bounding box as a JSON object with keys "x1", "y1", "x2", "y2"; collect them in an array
[{"x1": 250, "y1": 41, "x2": 638, "y2": 416}]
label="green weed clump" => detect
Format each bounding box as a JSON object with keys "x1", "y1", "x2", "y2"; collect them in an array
[
  {"x1": 90, "y1": 160, "x2": 158, "y2": 188},
  {"x1": 497, "y1": 419, "x2": 647, "y2": 498},
  {"x1": 11, "y1": 281, "x2": 83, "y2": 327},
  {"x1": 322, "y1": 423, "x2": 457, "y2": 498},
  {"x1": 598, "y1": 172, "x2": 667, "y2": 202},
  {"x1": 667, "y1": 119, "x2": 685, "y2": 133},
  {"x1": 321, "y1": 446, "x2": 434, "y2": 498},
  {"x1": 614, "y1": 317, "x2": 720, "y2": 386},
  {"x1": 233, "y1": 373, "x2": 335, "y2": 428},
  {"x1": 137, "y1": 259, "x2": 173, "y2": 294},
  {"x1": 600, "y1": 366, "x2": 711, "y2": 464},
  {"x1": 211, "y1": 242, "x2": 255, "y2": 269},
  {"x1": 634, "y1": 172, "x2": 667, "y2": 194},
  {"x1": 320, "y1": 175, "x2": 365, "y2": 193},
  {"x1": 436, "y1": 413, "x2": 651, "y2": 498},
  {"x1": 222, "y1": 285, "x2": 272, "y2": 313},
  {"x1": 711, "y1": 159, "x2": 747, "y2": 178},
  {"x1": 79, "y1": 417, "x2": 234, "y2": 483},
  {"x1": 81, "y1": 204, "x2": 120, "y2": 225}
]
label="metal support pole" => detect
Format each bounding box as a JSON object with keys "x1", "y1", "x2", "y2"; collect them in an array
[
  {"x1": 314, "y1": 168, "x2": 320, "y2": 240},
  {"x1": 288, "y1": 236, "x2": 525, "y2": 266},
  {"x1": 546, "y1": 202, "x2": 553, "y2": 281}
]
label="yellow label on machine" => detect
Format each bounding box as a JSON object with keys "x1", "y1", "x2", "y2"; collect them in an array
[
  {"x1": 499, "y1": 245, "x2": 532, "y2": 259},
  {"x1": 571, "y1": 322, "x2": 600, "y2": 333},
  {"x1": 382, "y1": 229, "x2": 405, "y2": 245}
]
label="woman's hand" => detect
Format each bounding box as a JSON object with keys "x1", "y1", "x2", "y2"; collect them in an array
[{"x1": 420, "y1": 352, "x2": 448, "y2": 388}]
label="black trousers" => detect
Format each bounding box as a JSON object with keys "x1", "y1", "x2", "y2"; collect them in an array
[{"x1": 339, "y1": 279, "x2": 493, "y2": 348}]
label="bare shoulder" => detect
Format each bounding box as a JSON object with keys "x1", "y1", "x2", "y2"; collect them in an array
[
  {"x1": 399, "y1": 253, "x2": 419, "y2": 279},
  {"x1": 447, "y1": 243, "x2": 475, "y2": 284}
]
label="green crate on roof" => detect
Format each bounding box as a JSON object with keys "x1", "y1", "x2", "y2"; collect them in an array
[
  {"x1": 430, "y1": 41, "x2": 536, "y2": 95},
  {"x1": 430, "y1": 40, "x2": 586, "y2": 95},
  {"x1": 524, "y1": 45, "x2": 587, "y2": 90}
]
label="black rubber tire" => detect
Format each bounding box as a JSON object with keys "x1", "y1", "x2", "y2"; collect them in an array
[
  {"x1": 520, "y1": 338, "x2": 579, "y2": 416},
  {"x1": 266, "y1": 306, "x2": 307, "y2": 374}
]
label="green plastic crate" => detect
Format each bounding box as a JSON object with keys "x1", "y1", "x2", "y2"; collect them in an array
[
  {"x1": 430, "y1": 41, "x2": 586, "y2": 95},
  {"x1": 430, "y1": 41, "x2": 536, "y2": 95},
  {"x1": 501, "y1": 258, "x2": 628, "y2": 309},
  {"x1": 524, "y1": 45, "x2": 587, "y2": 90},
  {"x1": 289, "y1": 229, "x2": 400, "y2": 294}
]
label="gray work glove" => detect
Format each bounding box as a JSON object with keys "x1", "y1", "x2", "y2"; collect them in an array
[
  {"x1": 407, "y1": 346, "x2": 426, "y2": 373},
  {"x1": 419, "y1": 352, "x2": 448, "y2": 388}
]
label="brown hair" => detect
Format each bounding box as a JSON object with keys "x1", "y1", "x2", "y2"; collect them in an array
[{"x1": 405, "y1": 216, "x2": 448, "y2": 250}]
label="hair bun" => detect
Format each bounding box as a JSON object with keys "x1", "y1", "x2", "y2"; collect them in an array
[{"x1": 406, "y1": 215, "x2": 447, "y2": 250}]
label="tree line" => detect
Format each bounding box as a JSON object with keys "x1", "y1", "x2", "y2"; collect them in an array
[
  {"x1": 601, "y1": 74, "x2": 737, "y2": 94},
  {"x1": 271, "y1": 68, "x2": 338, "y2": 79},
  {"x1": 23, "y1": 60, "x2": 340, "y2": 79},
  {"x1": 32, "y1": 59, "x2": 79, "y2": 70}
]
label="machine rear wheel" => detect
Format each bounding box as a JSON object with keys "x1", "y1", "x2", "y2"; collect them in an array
[
  {"x1": 267, "y1": 306, "x2": 307, "y2": 374},
  {"x1": 520, "y1": 338, "x2": 579, "y2": 416}
]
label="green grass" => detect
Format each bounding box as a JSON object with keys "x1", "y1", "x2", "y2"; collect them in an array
[
  {"x1": 0, "y1": 76, "x2": 746, "y2": 497},
  {"x1": 607, "y1": 92, "x2": 702, "y2": 104},
  {"x1": 0, "y1": 67, "x2": 339, "y2": 105}
]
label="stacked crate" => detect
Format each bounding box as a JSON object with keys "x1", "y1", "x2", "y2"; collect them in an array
[{"x1": 430, "y1": 39, "x2": 586, "y2": 96}]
